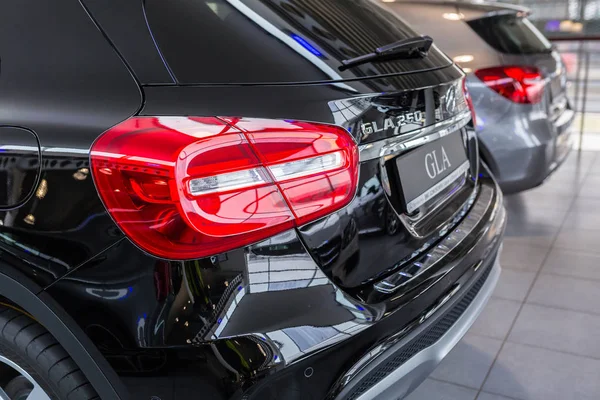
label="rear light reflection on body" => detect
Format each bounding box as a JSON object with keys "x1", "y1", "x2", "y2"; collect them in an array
[
  {"x1": 463, "y1": 78, "x2": 477, "y2": 127},
  {"x1": 90, "y1": 117, "x2": 358, "y2": 260}
]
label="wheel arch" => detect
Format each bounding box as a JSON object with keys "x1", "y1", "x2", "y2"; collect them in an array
[{"x1": 0, "y1": 263, "x2": 129, "y2": 400}]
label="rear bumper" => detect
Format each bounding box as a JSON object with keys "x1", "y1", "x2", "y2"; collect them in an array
[
  {"x1": 242, "y1": 176, "x2": 506, "y2": 400},
  {"x1": 333, "y1": 255, "x2": 500, "y2": 400},
  {"x1": 479, "y1": 107, "x2": 575, "y2": 194}
]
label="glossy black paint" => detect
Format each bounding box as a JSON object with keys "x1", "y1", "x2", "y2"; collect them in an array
[
  {"x1": 80, "y1": 0, "x2": 175, "y2": 84},
  {"x1": 245, "y1": 244, "x2": 501, "y2": 400},
  {"x1": 0, "y1": 1, "x2": 505, "y2": 399},
  {"x1": 0, "y1": 127, "x2": 41, "y2": 209},
  {"x1": 144, "y1": 0, "x2": 453, "y2": 84},
  {"x1": 0, "y1": 0, "x2": 140, "y2": 287}
]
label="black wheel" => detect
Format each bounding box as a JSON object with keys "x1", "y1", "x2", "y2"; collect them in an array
[
  {"x1": 0, "y1": 306, "x2": 98, "y2": 400},
  {"x1": 385, "y1": 206, "x2": 400, "y2": 236}
]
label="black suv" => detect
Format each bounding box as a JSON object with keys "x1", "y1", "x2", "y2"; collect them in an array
[{"x1": 0, "y1": 1, "x2": 505, "y2": 399}]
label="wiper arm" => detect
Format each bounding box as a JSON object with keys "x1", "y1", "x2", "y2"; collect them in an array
[{"x1": 339, "y1": 35, "x2": 434, "y2": 71}]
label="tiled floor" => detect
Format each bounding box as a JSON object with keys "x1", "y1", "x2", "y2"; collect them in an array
[{"x1": 407, "y1": 150, "x2": 600, "y2": 400}]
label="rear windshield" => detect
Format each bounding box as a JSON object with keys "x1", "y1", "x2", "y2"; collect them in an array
[
  {"x1": 467, "y1": 15, "x2": 552, "y2": 55},
  {"x1": 145, "y1": 0, "x2": 452, "y2": 84}
]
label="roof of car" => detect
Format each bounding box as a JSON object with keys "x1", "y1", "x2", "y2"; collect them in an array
[{"x1": 393, "y1": 0, "x2": 530, "y2": 19}]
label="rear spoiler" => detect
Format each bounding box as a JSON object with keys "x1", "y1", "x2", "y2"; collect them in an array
[
  {"x1": 393, "y1": 1, "x2": 531, "y2": 20},
  {"x1": 456, "y1": 1, "x2": 531, "y2": 21}
]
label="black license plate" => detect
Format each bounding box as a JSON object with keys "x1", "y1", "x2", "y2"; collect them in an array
[{"x1": 396, "y1": 131, "x2": 469, "y2": 213}]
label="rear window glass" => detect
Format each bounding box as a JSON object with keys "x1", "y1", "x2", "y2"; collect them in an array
[
  {"x1": 467, "y1": 15, "x2": 552, "y2": 55},
  {"x1": 145, "y1": 0, "x2": 452, "y2": 84}
]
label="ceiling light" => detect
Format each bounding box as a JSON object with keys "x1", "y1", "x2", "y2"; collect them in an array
[
  {"x1": 453, "y1": 54, "x2": 474, "y2": 64},
  {"x1": 443, "y1": 12, "x2": 464, "y2": 21}
]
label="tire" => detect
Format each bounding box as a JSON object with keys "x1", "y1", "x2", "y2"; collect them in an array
[
  {"x1": 0, "y1": 306, "x2": 98, "y2": 400},
  {"x1": 384, "y1": 206, "x2": 399, "y2": 236}
]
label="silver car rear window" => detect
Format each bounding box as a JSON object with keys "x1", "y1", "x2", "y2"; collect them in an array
[{"x1": 467, "y1": 14, "x2": 552, "y2": 55}]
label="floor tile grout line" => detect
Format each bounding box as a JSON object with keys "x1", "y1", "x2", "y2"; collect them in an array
[
  {"x1": 474, "y1": 246, "x2": 553, "y2": 399},
  {"x1": 497, "y1": 266, "x2": 600, "y2": 285},
  {"x1": 500, "y1": 265, "x2": 544, "y2": 273},
  {"x1": 531, "y1": 270, "x2": 600, "y2": 284},
  {"x1": 554, "y1": 225, "x2": 600, "y2": 232},
  {"x1": 562, "y1": 206, "x2": 600, "y2": 215},
  {"x1": 490, "y1": 295, "x2": 531, "y2": 303},
  {"x1": 473, "y1": 151, "x2": 599, "y2": 400},
  {"x1": 536, "y1": 245, "x2": 600, "y2": 258},
  {"x1": 485, "y1": 296, "x2": 523, "y2": 305},
  {"x1": 427, "y1": 377, "x2": 527, "y2": 400},
  {"x1": 465, "y1": 331, "x2": 509, "y2": 342},
  {"x1": 500, "y1": 239, "x2": 555, "y2": 247},
  {"x1": 460, "y1": 328, "x2": 600, "y2": 362},
  {"x1": 552, "y1": 244, "x2": 600, "y2": 253},
  {"x1": 523, "y1": 300, "x2": 600, "y2": 317},
  {"x1": 501, "y1": 339, "x2": 600, "y2": 361},
  {"x1": 478, "y1": 389, "x2": 527, "y2": 400},
  {"x1": 427, "y1": 376, "x2": 481, "y2": 392},
  {"x1": 499, "y1": 241, "x2": 553, "y2": 250},
  {"x1": 427, "y1": 377, "x2": 529, "y2": 399}
]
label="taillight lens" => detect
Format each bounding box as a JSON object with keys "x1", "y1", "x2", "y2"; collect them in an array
[
  {"x1": 462, "y1": 78, "x2": 476, "y2": 127},
  {"x1": 90, "y1": 117, "x2": 358, "y2": 260},
  {"x1": 475, "y1": 66, "x2": 544, "y2": 104}
]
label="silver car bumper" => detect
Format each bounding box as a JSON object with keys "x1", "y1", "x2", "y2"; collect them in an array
[
  {"x1": 334, "y1": 256, "x2": 501, "y2": 400},
  {"x1": 471, "y1": 77, "x2": 576, "y2": 194}
]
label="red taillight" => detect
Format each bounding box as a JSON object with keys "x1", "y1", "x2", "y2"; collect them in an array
[
  {"x1": 474, "y1": 66, "x2": 544, "y2": 104},
  {"x1": 90, "y1": 117, "x2": 358, "y2": 260},
  {"x1": 462, "y1": 78, "x2": 476, "y2": 127}
]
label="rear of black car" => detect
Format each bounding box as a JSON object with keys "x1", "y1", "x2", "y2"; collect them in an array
[{"x1": 0, "y1": 1, "x2": 505, "y2": 399}]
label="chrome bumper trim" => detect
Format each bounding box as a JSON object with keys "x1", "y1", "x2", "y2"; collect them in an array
[
  {"x1": 374, "y1": 183, "x2": 504, "y2": 294},
  {"x1": 338, "y1": 258, "x2": 501, "y2": 400}
]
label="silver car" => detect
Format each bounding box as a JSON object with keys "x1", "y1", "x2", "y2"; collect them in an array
[{"x1": 384, "y1": 1, "x2": 575, "y2": 193}]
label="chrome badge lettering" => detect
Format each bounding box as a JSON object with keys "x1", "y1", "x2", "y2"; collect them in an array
[
  {"x1": 425, "y1": 147, "x2": 452, "y2": 179},
  {"x1": 361, "y1": 123, "x2": 374, "y2": 137},
  {"x1": 361, "y1": 111, "x2": 424, "y2": 139},
  {"x1": 445, "y1": 86, "x2": 457, "y2": 113}
]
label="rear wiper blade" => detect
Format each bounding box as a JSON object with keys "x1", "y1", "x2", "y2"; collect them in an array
[{"x1": 339, "y1": 35, "x2": 433, "y2": 71}]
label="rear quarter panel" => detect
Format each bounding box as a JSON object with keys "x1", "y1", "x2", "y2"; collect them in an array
[{"x1": 0, "y1": 0, "x2": 142, "y2": 288}]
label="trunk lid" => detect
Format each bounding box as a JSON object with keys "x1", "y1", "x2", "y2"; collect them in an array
[
  {"x1": 144, "y1": 0, "x2": 452, "y2": 84},
  {"x1": 294, "y1": 72, "x2": 479, "y2": 290},
  {"x1": 140, "y1": 65, "x2": 477, "y2": 291},
  {"x1": 141, "y1": 0, "x2": 476, "y2": 290}
]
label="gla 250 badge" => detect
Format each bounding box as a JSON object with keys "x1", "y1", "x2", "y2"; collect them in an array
[{"x1": 360, "y1": 110, "x2": 424, "y2": 139}]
